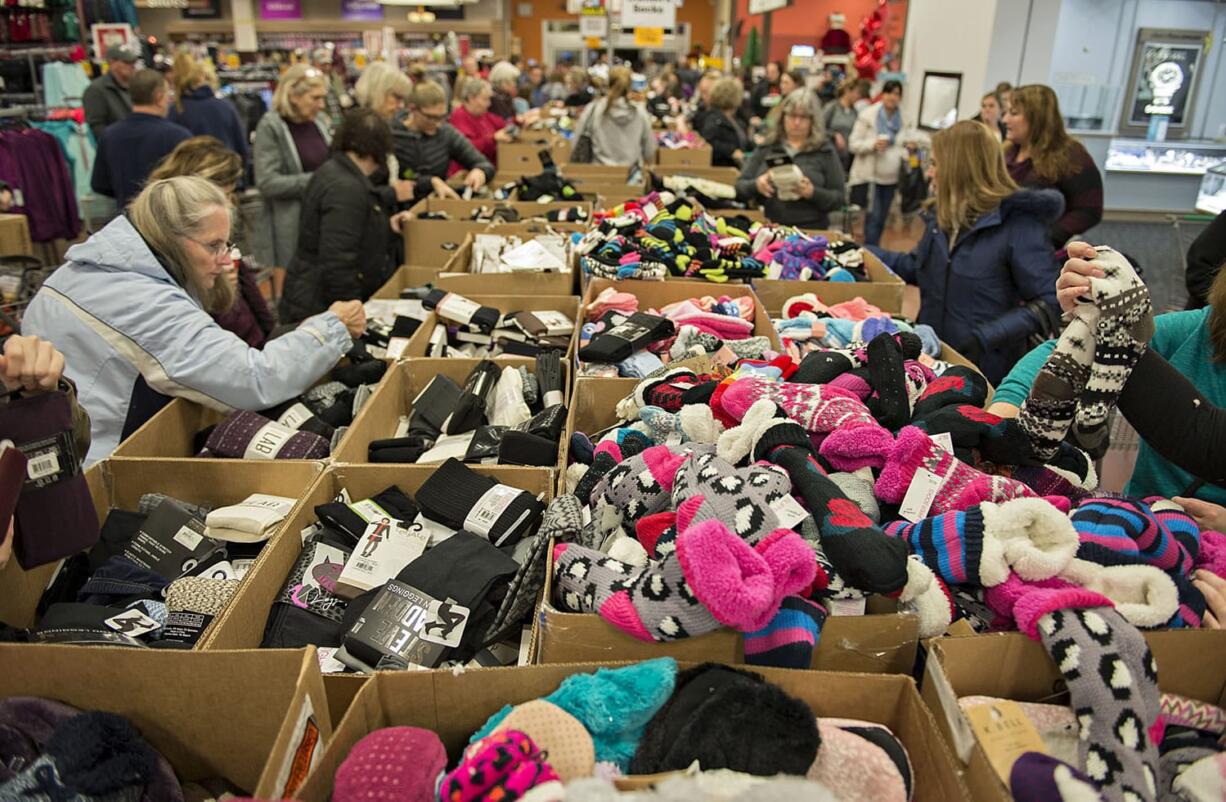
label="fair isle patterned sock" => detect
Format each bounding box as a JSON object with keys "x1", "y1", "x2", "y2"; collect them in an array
[
  {"x1": 1036, "y1": 607, "x2": 1160, "y2": 802},
  {"x1": 743, "y1": 596, "x2": 828, "y2": 669},
  {"x1": 670, "y1": 451, "x2": 794, "y2": 545},
  {"x1": 1020, "y1": 247, "x2": 1152, "y2": 460},
  {"x1": 552, "y1": 543, "x2": 717, "y2": 642}
]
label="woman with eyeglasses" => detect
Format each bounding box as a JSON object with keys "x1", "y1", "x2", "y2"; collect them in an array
[
  {"x1": 253, "y1": 64, "x2": 332, "y2": 269},
  {"x1": 21, "y1": 175, "x2": 365, "y2": 465},
  {"x1": 735, "y1": 89, "x2": 845, "y2": 229},
  {"x1": 392, "y1": 80, "x2": 494, "y2": 200}
]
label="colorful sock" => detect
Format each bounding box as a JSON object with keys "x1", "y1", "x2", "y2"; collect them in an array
[
  {"x1": 1072, "y1": 498, "x2": 1192, "y2": 574},
  {"x1": 864, "y1": 333, "x2": 911, "y2": 430},
  {"x1": 910, "y1": 366, "x2": 990, "y2": 419},
  {"x1": 876, "y1": 426, "x2": 1035, "y2": 514},
  {"x1": 204, "y1": 411, "x2": 330, "y2": 459},
  {"x1": 1019, "y1": 247, "x2": 1153, "y2": 460},
  {"x1": 743, "y1": 596, "x2": 828, "y2": 669},
  {"x1": 670, "y1": 451, "x2": 794, "y2": 545},
  {"x1": 1010, "y1": 752, "x2": 1106, "y2": 802},
  {"x1": 574, "y1": 452, "x2": 617, "y2": 506},
  {"x1": 827, "y1": 369, "x2": 873, "y2": 400},
  {"x1": 829, "y1": 470, "x2": 880, "y2": 523},
  {"x1": 1035, "y1": 607, "x2": 1160, "y2": 802},
  {"x1": 591, "y1": 445, "x2": 688, "y2": 543},
  {"x1": 911, "y1": 405, "x2": 1032, "y2": 467}
]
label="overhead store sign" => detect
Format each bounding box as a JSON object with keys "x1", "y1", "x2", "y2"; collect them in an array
[
  {"x1": 747, "y1": 0, "x2": 787, "y2": 13},
  {"x1": 633, "y1": 26, "x2": 663, "y2": 46},
  {"x1": 342, "y1": 0, "x2": 384, "y2": 20},
  {"x1": 619, "y1": 0, "x2": 674, "y2": 30},
  {"x1": 260, "y1": 0, "x2": 302, "y2": 19},
  {"x1": 579, "y1": 15, "x2": 608, "y2": 37}
]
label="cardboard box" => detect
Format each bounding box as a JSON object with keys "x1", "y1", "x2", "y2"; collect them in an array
[
  {"x1": 436, "y1": 223, "x2": 587, "y2": 296},
  {"x1": 396, "y1": 293, "x2": 581, "y2": 360},
  {"x1": 656, "y1": 145, "x2": 714, "y2": 167},
  {"x1": 201, "y1": 463, "x2": 555, "y2": 651},
  {"x1": 650, "y1": 164, "x2": 740, "y2": 184},
  {"x1": 0, "y1": 462, "x2": 106, "y2": 628},
  {"x1": 556, "y1": 376, "x2": 636, "y2": 493},
  {"x1": 497, "y1": 138, "x2": 571, "y2": 176},
  {"x1": 402, "y1": 199, "x2": 593, "y2": 267},
  {"x1": 0, "y1": 213, "x2": 33, "y2": 257},
  {"x1": 922, "y1": 630, "x2": 1226, "y2": 802},
  {"x1": 295, "y1": 661, "x2": 970, "y2": 802},
  {"x1": 752, "y1": 234, "x2": 904, "y2": 315},
  {"x1": 0, "y1": 645, "x2": 331, "y2": 799},
  {"x1": 330, "y1": 357, "x2": 570, "y2": 464},
  {"x1": 0, "y1": 458, "x2": 320, "y2": 644}
]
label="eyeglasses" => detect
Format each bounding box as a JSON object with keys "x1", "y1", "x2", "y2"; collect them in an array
[
  {"x1": 416, "y1": 109, "x2": 448, "y2": 123},
  {"x1": 188, "y1": 235, "x2": 238, "y2": 260},
  {"x1": 784, "y1": 112, "x2": 812, "y2": 121}
]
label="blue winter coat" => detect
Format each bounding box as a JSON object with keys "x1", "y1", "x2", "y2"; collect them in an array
[
  {"x1": 871, "y1": 188, "x2": 1063, "y2": 383},
  {"x1": 21, "y1": 215, "x2": 352, "y2": 465},
  {"x1": 167, "y1": 86, "x2": 250, "y2": 166}
]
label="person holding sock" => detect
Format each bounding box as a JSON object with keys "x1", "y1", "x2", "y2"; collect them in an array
[
  {"x1": 22, "y1": 176, "x2": 364, "y2": 465},
  {"x1": 869, "y1": 119, "x2": 1062, "y2": 383},
  {"x1": 991, "y1": 242, "x2": 1226, "y2": 507}
]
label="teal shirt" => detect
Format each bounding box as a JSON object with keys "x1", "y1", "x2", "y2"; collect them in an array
[{"x1": 994, "y1": 309, "x2": 1226, "y2": 505}]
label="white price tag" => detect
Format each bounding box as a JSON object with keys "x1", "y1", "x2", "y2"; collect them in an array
[
  {"x1": 931, "y1": 432, "x2": 954, "y2": 453},
  {"x1": 173, "y1": 525, "x2": 203, "y2": 551},
  {"x1": 26, "y1": 452, "x2": 60, "y2": 480},
  {"x1": 463, "y1": 484, "x2": 522, "y2": 539},
  {"x1": 899, "y1": 467, "x2": 942, "y2": 522},
  {"x1": 201, "y1": 560, "x2": 238, "y2": 581},
  {"x1": 828, "y1": 597, "x2": 867, "y2": 617},
  {"x1": 770, "y1": 493, "x2": 810, "y2": 530}
]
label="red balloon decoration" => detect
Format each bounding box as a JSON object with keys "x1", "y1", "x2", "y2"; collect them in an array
[{"x1": 852, "y1": 0, "x2": 892, "y2": 79}]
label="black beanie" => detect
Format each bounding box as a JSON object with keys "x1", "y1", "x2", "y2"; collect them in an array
[{"x1": 629, "y1": 663, "x2": 820, "y2": 777}]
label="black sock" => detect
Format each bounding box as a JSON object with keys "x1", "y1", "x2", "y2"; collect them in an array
[
  {"x1": 498, "y1": 431, "x2": 557, "y2": 466},
  {"x1": 864, "y1": 333, "x2": 910, "y2": 430},
  {"x1": 793, "y1": 350, "x2": 858, "y2": 384},
  {"x1": 574, "y1": 451, "x2": 616, "y2": 505},
  {"x1": 424, "y1": 289, "x2": 501, "y2": 333},
  {"x1": 444, "y1": 361, "x2": 500, "y2": 435},
  {"x1": 415, "y1": 459, "x2": 544, "y2": 547},
  {"x1": 578, "y1": 312, "x2": 674, "y2": 364}
]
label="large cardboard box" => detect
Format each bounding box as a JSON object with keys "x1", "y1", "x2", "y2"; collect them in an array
[
  {"x1": 922, "y1": 630, "x2": 1226, "y2": 802},
  {"x1": 656, "y1": 144, "x2": 714, "y2": 167},
  {"x1": 0, "y1": 458, "x2": 321, "y2": 643},
  {"x1": 650, "y1": 164, "x2": 740, "y2": 183},
  {"x1": 0, "y1": 213, "x2": 32, "y2": 257},
  {"x1": 402, "y1": 198, "x2": 592, "y2": 267},
  {"x1": 295, "y1": 661, "x2": 970, "y2": 802},
  {"x1": 201, "y1": 463, "x2": 555, "y2": 652},
  {"x1": 497, "y1": 138, "x2": 571, "y2": 176},
  {"x1": 752, "y1": 233, "x2": 905, "y2": 315},
  {"x1": 0, "y1": 645, "x2": 331, "y2": 800},
  {"x1": 436, "y1": 222, "x2": 587, "y2": 296},
  {"x1": 331, "y1": 357, "x2": 571, "y2": 464}
]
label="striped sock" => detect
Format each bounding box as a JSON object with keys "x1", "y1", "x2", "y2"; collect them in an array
[
  {"x1": 742, "y1": 596, "x2": 828, "y2": 669},
  {"x1": 883, "y1": 506, "x2": 1006, "y2": 587}
]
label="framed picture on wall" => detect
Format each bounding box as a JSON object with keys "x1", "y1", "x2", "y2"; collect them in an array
[
  {"x1": 1118, "y1": 28, "x2": 1208, "y2": 139},
  {"x1": 918, "y1": 71, "x2": 961, "y2": 130}
]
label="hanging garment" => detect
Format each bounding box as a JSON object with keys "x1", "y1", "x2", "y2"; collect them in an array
[
  {"x1": 33, "y1": 118, "x2": 95, "y2": 204},
  {"x1": 41, "y1": 61, "x2": 90, "y2": 108},
  {"x1": 0, "y1": 127, "x2": 80, "y2": 241}
]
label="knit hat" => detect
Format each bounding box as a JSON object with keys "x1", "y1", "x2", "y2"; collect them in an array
[
  {"x1": 440, "y1": 731, "x2": 557, "y2": 802},
  {"x1": 629, "y1": 663, "x2": 820, "y2": 776},
  {"x1": 334, "y1": 727, "x2": 446, "y2": 802},
  {"x1": 416, "y1": 459, "x2": 544, "y2": 548},
  {"x1": 492, "y1": 701, "x2": 595, "y2": 782},
  {"x1": 203, "y1": 411, "x2": 329, "y2": 460},
  {"x1": 0, "y1": 712, "x2": 161, "y2": 801}
]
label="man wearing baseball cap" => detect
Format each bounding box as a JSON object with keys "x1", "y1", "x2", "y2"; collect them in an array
[{"x1": 83, "y1": 43, "x2": 139, "y2": 140}]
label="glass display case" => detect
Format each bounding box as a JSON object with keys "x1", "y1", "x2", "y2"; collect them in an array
[
  {"x1": 1197, "y1": 162, "x2": 1226, "y2": 216},
  {"x1": 1105, "y1": 138, "x2": 1226, "y2": 175}
]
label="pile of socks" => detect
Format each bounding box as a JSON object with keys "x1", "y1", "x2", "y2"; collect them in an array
[
  {"x1": 9, "y1": 490, "x2": 298, "y2": 647},
  {"x1": 324, "y1": 659, "x2": 916, "y2": 801},
  {"x1": 577, "y1": 288, "x2": 775, "y2": 378},
  {"x1": 576, "y1": 191, "x2": 767, "y2": 283},
  {"x1": 261, "y1": 458, "x2": 546, "y2": 670},
  {"x1": 417, "y1": 289, "x2": 575, "y2": 357},
  {"x1": 0, "y1": 697, "x2": 257, "y2": 800},
  {"x1": 772, "y1": 294, "x2": 943, "y2": 362},
  {"x1": 656, "y1": 131, "x2": 704, "y2": 150},
  {"x1": 195, "y1": 345, "x2": 388, "y2": 459},
  {"x1": 560, "y1": 324, "x2": 1226, "y2": 664},
  {"x1": 756, "y1": 234, "x2": 869, "y2": 282},
  {"x1": 369, "y1": 353, "x2": 568, "y2": 467}
]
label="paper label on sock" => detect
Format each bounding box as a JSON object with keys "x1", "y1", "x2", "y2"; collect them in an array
[
  {"x1": 277, "y1": 403, "x2": 315, "y2": 430},
  {"x1": 828, "y1": 597, "x2": 867, "y2": 617},
  {"x1": 770, "y1": 493, "x2": 810, "y2": 530},
  {"x1": 104, "y1": 608, "x2": 161, "y2": 638},
  {"x1": 418, "y1": 598, "x2": 470, "y2": 648},
  {"x1": 464, "y1": 484, "x2": 523, "y2": 540},
  {"x1": 26, "y1": 450, "x2": 60, "y2": 481},
  {"x1": 964, "y1": 701, "x2": 1048, "y2": 784},
  {"x1": 338, "y1": 520, "x2": 429, "y2": 595},
  {"x1": 231, "y1": 558, "x2": 254, "y2": 579},
  {"x1": 931, "y1": 432, "x2": 954, "y2": 453},
  {"x1": 273, "y1": 695, "x2": 323, "y2": 799},
  {"x1": 348, "y1": 498, "x2": 394, "y2": 525},
  {"x1": 412, "y1": 513, "x2": 457, "y2": 547},
  {"x1": 243, "y1": 419, "x2": 296, "y2": 460},
  {"x1": 899, "y1": 468, "x2": 942, "y2": 522},
  {"x1": 604, "y1": 318, "x2": 653, "y2": 345},
  {"x1": 535, "y1": 310, "x2": 574, "y2": 336},
  {"x1": 437, "y1": 292, "x2": 482, "y2": 325},
  {"x1": 18, "y1": 430, "x2": 78, "y2": 489}
]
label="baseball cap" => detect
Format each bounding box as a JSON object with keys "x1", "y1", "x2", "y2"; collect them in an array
[{"x1": 105, "y1": 43, "x2": 139, "y2": 63}]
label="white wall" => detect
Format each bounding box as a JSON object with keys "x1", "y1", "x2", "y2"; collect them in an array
[{"x1": 900, "y1": 0, "x2": 999, "y2": 125}]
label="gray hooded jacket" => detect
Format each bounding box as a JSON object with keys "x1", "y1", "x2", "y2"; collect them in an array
[{"x1": 576, "y1": 97, "x2": 657, "y2": 166}]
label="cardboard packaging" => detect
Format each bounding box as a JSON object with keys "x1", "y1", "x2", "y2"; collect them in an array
[
  {"x1": 556, "y1": 376, "x2": 638, "y2": 493},
  {"x1": 437, "y1": 222, "x2": 588, "y2": 296},
  {"x1": 0, "y1": 213, "x2": 33, "y2": 257},
  {"x1": 201, "y1": 463, "x2": 555, "y2": 653},
  {"x1": 656, "y1": 144, "x2": 714, "y2": 167},
  {"x1": 401, "y1": 199, "x2": 592, "y2": 267},
  {"x1": 0, "y1": 644, "x2": 331, "y2": 800},
  {"x1": 294, "y1": 660, "x2": 971, "y2": 802},
  {"x1": 331, "y1": 357, "x2": 570, "y2": 465},
  {"x1": 395, "y1": 293, "x2": 581, "y2": 360},
  {"x1": 496, "y1": 138, "x2": 572, "y2": 176},
  {"x1": 650, "y1": 164, "x2": 740, "y2": 184},
  {"x1": 922, "y1": 630, "x2": 1226, "y2": 802},
  {"x1": 752, "y1": 230, "x2": 905, "y2": 314}
]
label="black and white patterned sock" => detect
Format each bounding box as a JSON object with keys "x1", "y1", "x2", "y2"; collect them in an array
[{"x1": 1036, "y1": 606, "x2": 1161, "y2": 802}]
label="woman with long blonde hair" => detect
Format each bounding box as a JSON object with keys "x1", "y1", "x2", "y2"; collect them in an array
[
  {"x1": 166, "y1": 51, "x2": 249, "y2": 164},
  {"x1": 870, "y1": 119, "x2": 1062, "y2": 382},
  {"x1": 1003, "y1": 84, "x2": 1103, "y2": 247},
  {"x1": 572, "y1": 66, "x2": 655, "y2": 165}
]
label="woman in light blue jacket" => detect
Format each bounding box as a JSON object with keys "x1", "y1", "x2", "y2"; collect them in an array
[{"x1": 22, "y1": 176, "x2": 364, "y2": 465}]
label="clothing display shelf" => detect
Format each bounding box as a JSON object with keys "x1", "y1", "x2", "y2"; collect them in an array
[{"x1": 0, "y1": 45, "x2": 80, "y2": 106}]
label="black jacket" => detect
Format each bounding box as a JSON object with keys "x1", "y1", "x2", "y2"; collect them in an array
[
  {"x1": 82, "y1": 72, "x2": 132, "y2": 141},
  {"x1": 735, "y1": 140, "x2": 846, "y2": 229},
  {"x1": 700, "y1": 112, "x2": 748, "y2": 167},
  {"x1": 1185, "y1": 209, "x2": 1226, "y2": 309},
  {"x1": 280, "y1": 153, "x2": 390, "y2": 323}
]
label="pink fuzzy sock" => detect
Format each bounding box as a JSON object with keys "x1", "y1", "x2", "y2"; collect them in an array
[
  {"x1": 587, "y1": 287, "x2": 639, "y2": 320},
  {"x1": 1196, "y1": 530, "x2": 1226, "y2": 578},
  {"x1": 876, "y1": 426, "x2": 1035, "y2": 514}
]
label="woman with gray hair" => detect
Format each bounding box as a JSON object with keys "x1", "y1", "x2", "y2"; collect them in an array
[
  {"x1": 253, "y1": 64, "x2": 332, "y2": 268},
  {"x1": 354, "y1": 61, "x2": 412, "y2": 121},
  {"x1": 736, "y1": 89, "x2": 845, "y2": 229},
  {"x1": 450, "y1": 78, "x2": 513, "y2": 170},
  {"x1": 488, "y1": 60, "x2": 522, "y2": 120},
  {"x1": 21, "y1": 176, "x2": 364, "y2": 465}
]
